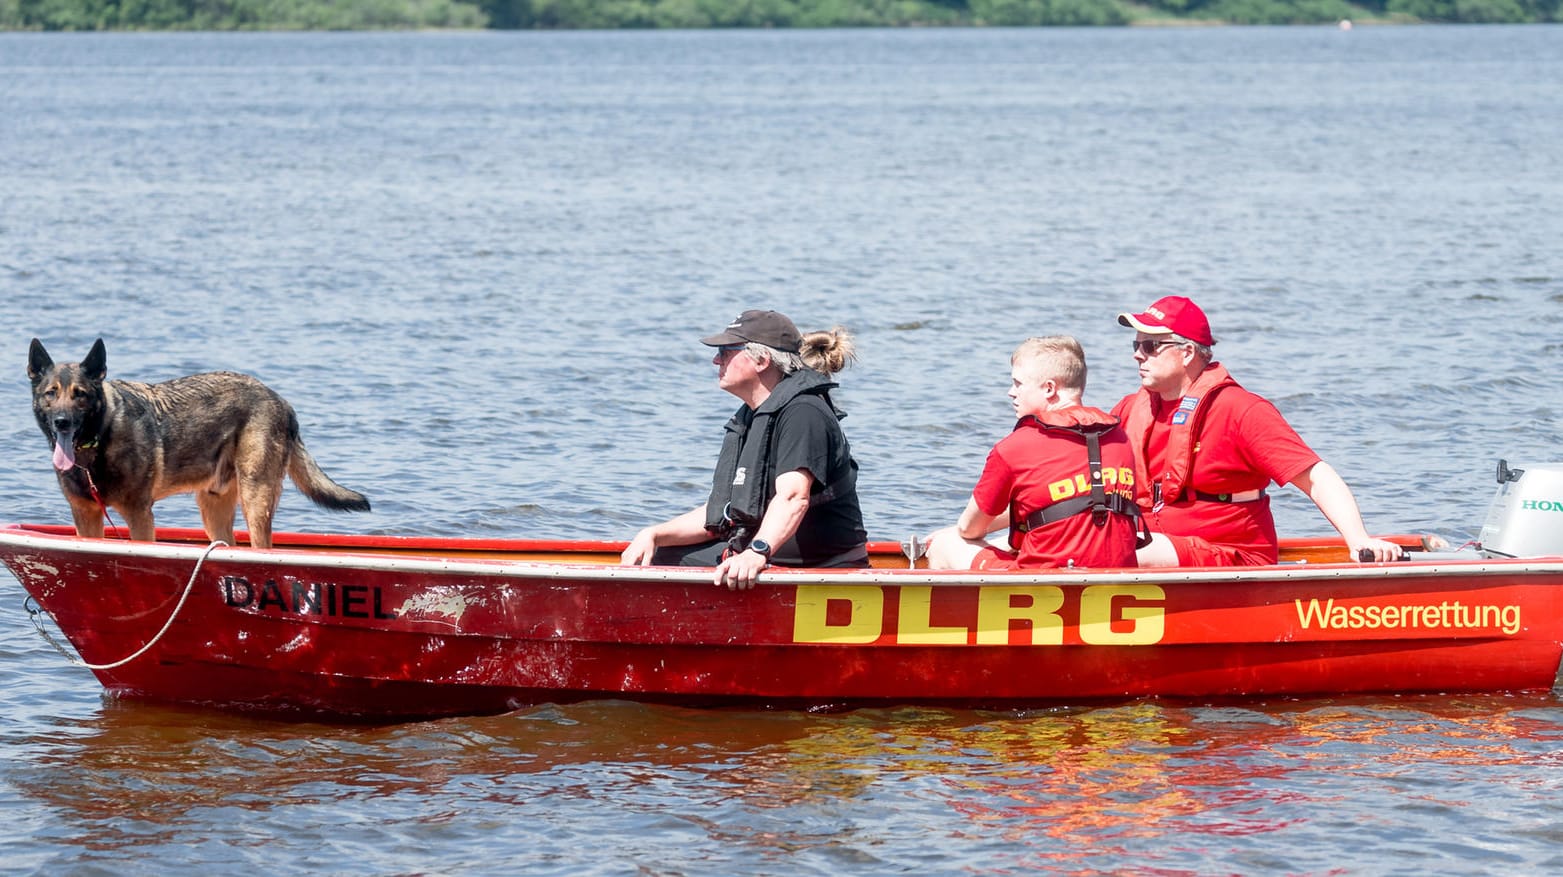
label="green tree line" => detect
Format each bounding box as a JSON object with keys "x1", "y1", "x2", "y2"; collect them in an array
[{"x1": 1, "y1": 0, "x2": 1558, "y2": 30}]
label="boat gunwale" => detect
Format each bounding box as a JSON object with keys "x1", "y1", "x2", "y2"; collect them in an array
[{"x1": 4, "y1": 523, "x2": 1562, "y2": 587}]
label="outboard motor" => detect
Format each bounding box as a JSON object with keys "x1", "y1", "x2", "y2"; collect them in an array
[{"x1": 1477, "y1": 459, "x2": 1563, "y2": 558}]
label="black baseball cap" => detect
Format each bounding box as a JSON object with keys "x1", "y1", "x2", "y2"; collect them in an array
[{"x1": 701, "y1": 310, "x2": 802, "y2": 353}]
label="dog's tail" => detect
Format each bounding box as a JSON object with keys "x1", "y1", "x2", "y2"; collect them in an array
[{"x1": 287, "y1": 440, "x2": 372, "y2": 512}]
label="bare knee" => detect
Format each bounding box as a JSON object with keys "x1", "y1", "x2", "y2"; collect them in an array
[
  {"x1": 925, "y1": 526, "x2": 986, "y2": 570},
  {"x1": 1135, "y1": 533, "x2": 1180, "y2": 567}
]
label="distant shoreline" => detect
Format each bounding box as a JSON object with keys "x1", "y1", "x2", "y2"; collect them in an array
[
  {"x1": 1, "y1": 0, "x2": 1553, "y2": 33},
  {"x1": 0, "y1": 20, "x2": 1531, "y2": 32}
]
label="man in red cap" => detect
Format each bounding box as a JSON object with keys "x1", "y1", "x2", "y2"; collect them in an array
[{"x1": 1112, "y1": 295, "x2": 1403, "y2": 566}]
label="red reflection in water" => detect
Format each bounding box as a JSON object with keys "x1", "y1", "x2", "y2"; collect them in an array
[{"x1": 16, "y1": 693, "x2": 1563, "y2": 866}]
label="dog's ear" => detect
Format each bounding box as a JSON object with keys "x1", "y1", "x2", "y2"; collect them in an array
[
  {"x1": 82, "y1": 338, "x2": 107, "y2": 382},
  {"x1": 27, "y1": 338, "x2": 52, "y2": 383}
]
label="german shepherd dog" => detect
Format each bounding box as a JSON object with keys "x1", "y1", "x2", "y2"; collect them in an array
[{"x1": 28, "y1": 338, "x2": 370, "y2": 549}]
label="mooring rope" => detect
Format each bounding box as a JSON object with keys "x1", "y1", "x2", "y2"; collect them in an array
[{"x1": 25, "y1": 539, "x2": 229, "y2": 670}]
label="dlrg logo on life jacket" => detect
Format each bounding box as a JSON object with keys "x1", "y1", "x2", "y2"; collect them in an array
[
  {"x1": 732, "y1": 466, "x2": 747, "y2": 486},
  {"x1": 1047, "y1": 467, "x2": 1135, "y2": 502}
]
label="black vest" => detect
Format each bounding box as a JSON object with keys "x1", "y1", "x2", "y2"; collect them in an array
[{"x1": 702, "y1": 369, "x2": 853, "y2": 539}]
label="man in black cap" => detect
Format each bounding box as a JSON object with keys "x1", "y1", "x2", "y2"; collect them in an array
[{"x1": 621, "y1": 309, "x2": 868, "y2": 589}]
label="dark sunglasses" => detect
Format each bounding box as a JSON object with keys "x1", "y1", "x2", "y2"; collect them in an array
[{"x1": 1132, "y1": 339, "x2": 1183, "y2": 356}]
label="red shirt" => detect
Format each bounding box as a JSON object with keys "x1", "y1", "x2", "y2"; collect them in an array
[
  {"x1": 971, "y1": 414, "x2": 1139, "y2": 569},
  {"x1": 1111, "y1": 384, "x2": 1320, "y2": 564}
]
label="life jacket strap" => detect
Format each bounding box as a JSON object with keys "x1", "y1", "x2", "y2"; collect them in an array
[
  {"x1": 1015, "y1": 492, "x2": 1141, "y2": 532},
  {"x1": 1191, "y1": 489, "x2": 1265, "y2": 504},
  {"x1": 1012, "y1": 429, "x2": 1152, "y2": 548}
]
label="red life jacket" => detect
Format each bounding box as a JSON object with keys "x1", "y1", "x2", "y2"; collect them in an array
[
  {"x1": 1022, "y1": 404, "x2": 1120, "y2": 433},
  {"x1": 1010, "y1": 406, "x2": 1147, "y2": 546},
  {"x1": 1118, "y1": 363, "x2": 1240, "y2": 511}
]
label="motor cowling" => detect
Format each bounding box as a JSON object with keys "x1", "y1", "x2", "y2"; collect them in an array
[{"x1": 1478, "y1": 459, "x2": 1563, "y2": 558}]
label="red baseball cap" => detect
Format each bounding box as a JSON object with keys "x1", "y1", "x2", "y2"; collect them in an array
[{"x1": 1117, "y1": 296, "x2": 1215, "y2": 347}]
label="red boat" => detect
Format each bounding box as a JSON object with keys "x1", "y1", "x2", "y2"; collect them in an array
[{"x1": 4, "y1": 518, "x2": 1561, "y2": 721}]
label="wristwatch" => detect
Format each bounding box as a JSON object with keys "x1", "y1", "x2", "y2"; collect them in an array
[{"x1": 748, "y1": 539, "x2": 773, "y2": 562}]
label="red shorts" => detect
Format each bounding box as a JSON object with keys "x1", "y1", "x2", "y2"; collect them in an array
[
  {"x1": 1165, "y1": 534, "x2": 1270, "y2": 567},
  {"x1": 971, "y1": 545, "x2": 1021, "y2": 571}
]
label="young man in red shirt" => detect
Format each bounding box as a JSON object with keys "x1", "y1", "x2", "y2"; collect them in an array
[
  {"x1": 1112, "y1": 295, "x2": 1403, "y2": 566},
  {"x1": 925, "y1": 336, "x2": 1141, "y2": 570}
]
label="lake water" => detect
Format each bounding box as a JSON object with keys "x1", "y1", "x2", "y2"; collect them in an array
[{"x1": 3, "y1": 24, "x2": 1563, "y2": 874}]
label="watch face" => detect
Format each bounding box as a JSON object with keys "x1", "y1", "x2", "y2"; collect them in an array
[{"x1": 750, "y1": 539, "x2": 771, "y2": 556}]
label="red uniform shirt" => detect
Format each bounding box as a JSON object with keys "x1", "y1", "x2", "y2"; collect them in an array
[
  {"x1": 1112, "y1": 384, "x2": 1320, "y2": 565},
  {"x1": 970, "y1": 414, "x2": 1139, "y2": 569}
]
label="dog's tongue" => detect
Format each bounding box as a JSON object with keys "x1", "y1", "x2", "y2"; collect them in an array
[{"x1": 52, "y1": 435, "x2": 76, "y2": 472}]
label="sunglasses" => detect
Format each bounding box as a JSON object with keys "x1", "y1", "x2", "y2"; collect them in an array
[{"x1": 1132, "y1": 339, "x2": 1184, "y2": 357}]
